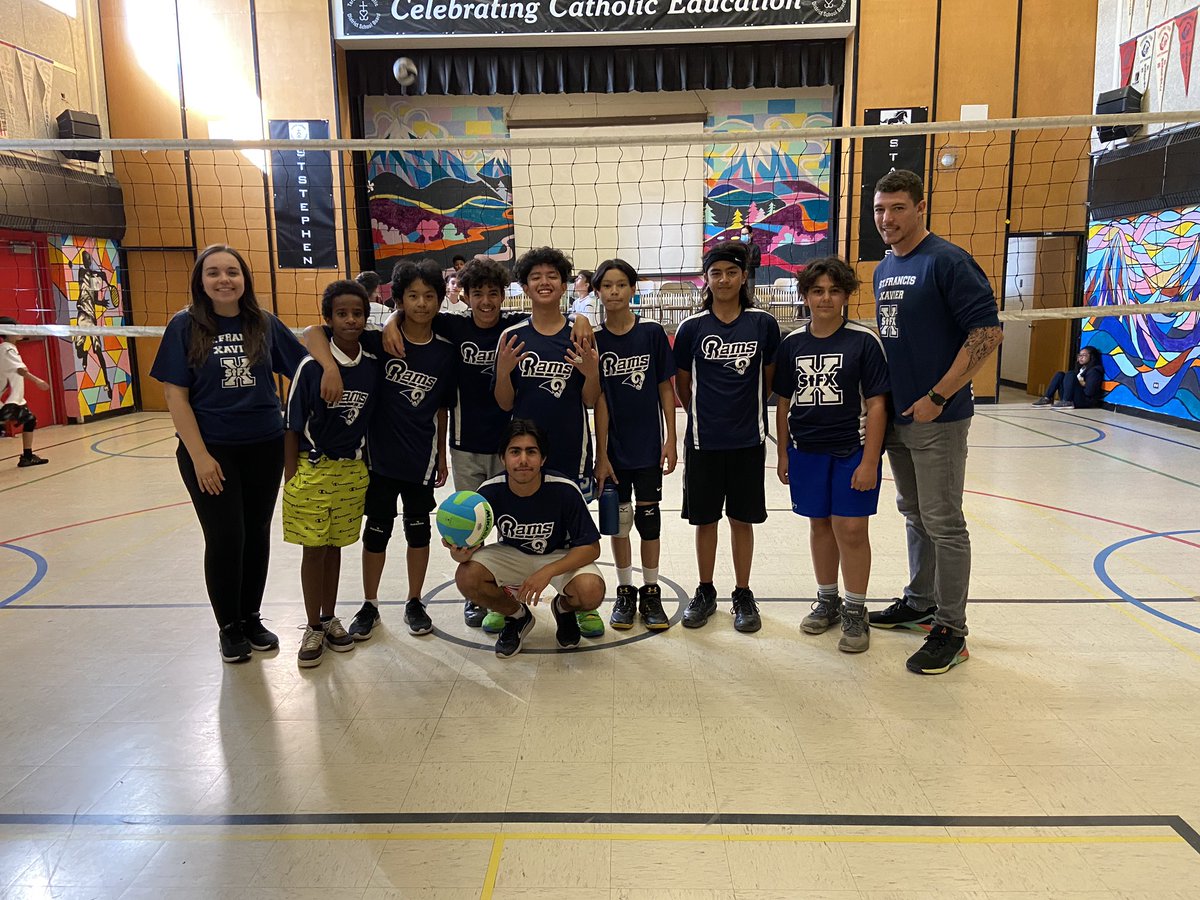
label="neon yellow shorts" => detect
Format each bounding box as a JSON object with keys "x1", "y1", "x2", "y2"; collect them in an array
[{"x1": 283, "y1": 456, "x2": 369, "y2": 548}]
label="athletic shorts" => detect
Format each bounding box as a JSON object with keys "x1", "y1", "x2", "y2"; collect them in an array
[
  {"x1": 450, "y1": 448, "x2": 505, "y2": 493},
  {"x1": 364, "y1": 471, "x2": 436, "y2": 525},
  {"x1": 787, "y1": 445, "x2": 881, "y2": 519},
  {"x1": 613, "y1": 465, "x2": 663, "y2": 504},
  {"x1": 471, "y1": 543, "x2": 604, "y2": 596},
  {"x1": 283, "y1": 456, "x2": 370, "y2": 548},
  {"x1": 681, "y1": 443, "x2": 767, "y2": 525},
  {"x1": 0, "y1": 404, "x2": 35, "y2": 430}
]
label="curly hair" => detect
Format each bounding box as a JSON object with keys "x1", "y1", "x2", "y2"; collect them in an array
[{"x1": 514, "y1": 247, "x2": 572, "y2": 285}]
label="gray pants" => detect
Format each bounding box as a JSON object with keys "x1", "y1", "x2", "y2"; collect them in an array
[
  {"x1": 886, "y1": 418, "x2": 972, "y2": 636},
  {"x1": 450, "y1": 448, "x2": 505, "y2": 493}
]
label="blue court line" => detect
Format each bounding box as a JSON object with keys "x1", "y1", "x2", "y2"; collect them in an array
[
  {"x1": 1093, "y1": 529, "x2": 1200, "y2": 636},
  {"x1": 976, "y1": 413, "x2": 1107, "y2": 449},
  {"x1": 1070, "y1": 412, "x2": 1200, "y2": 452},
  {"x1": 0, "y1": 543, "x2": 49, "y2": 607},
  {"x1": 89, "y1": 427, "x2": 177, "y2": 459}
]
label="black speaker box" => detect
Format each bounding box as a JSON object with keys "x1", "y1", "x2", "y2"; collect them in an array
[
  {"x1": 56, "y1": 109, "x2": 102, "y2": 162},
  {"x1": 1095, "y1": 86, "x2": 1144, "y2": 143}
]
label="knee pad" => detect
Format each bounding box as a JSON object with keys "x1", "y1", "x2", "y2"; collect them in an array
[
  {"x1": 402, "y1": 514, "x2": 431, "y2": 548},
  {"x1": 362, "y1": 516, "x2": 394, "y2": 553},
  {"x1": 616, "y1": 502, "x2": 634, "y2": 539},
  {"x1": 633, "y1": 503, "x2": 661, "y2": 541},
  {"x1": 20, "y1": 410, "x2": 36, "y2": 432}
]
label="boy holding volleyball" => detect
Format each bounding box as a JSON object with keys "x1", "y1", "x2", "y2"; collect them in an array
[
  {"x1": 450, "y1": 419, "x2": 606, "y2": 658},
  {"x1": 284, "y1": 280, "x2": 379, "y2": 667}
]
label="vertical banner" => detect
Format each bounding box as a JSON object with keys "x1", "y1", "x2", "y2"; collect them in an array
[
  {"x1": 857, "y1": 107, "x2": 929, "y2": 262},
  {"x1": 269, "y1": 119, "x2": 337, "y2": 269},
  {"x1": 1177, "y1": 8, "x2": 1197, "y2": 94},
  {"x1": 1131, "y1": 30, "x2": 1156, "y2": 94},
  {"x1": 1154, "y1": 20, "x2": 1175, "y2": 101},
  {"x1": 1119, "y1": 37, "x2": 1138, "y2": 85}
]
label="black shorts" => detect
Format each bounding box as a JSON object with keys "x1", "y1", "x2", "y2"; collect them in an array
[
  {"x1": 0, "y1": 404, "x2": 35, "y2": 430},
  {"x1": 681, "y1": 443, "x2": 767, "y2": 525},
  {"x1": 614, "y1": 465, "x2": 663, "y2": 504},
  {"x1": 364, "y1": 471, "x2": 436, "y2": 523}
]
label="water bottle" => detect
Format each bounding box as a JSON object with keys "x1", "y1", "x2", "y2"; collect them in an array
[{"x1": 598, "y1": 482, "x2": 620, "y2": 535}]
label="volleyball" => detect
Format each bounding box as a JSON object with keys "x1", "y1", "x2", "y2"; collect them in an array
[
  {"x1": 393, "y1": 57, "x2": 418, "y2": 87},
  {"x1": 436, "y1": 491, "x2": 493, "y2": 548}
]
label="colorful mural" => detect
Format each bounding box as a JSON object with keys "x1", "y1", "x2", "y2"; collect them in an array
[
  {"x1": 364, "y1": 100, "x2": 514, "y2": 275},
  {"x1": 704, "y1": 98, "x2": 833, "y2": 284},
  {"x1": 47, "y1": 236, "x2": 134, "y2": 420},
  {"x1": 1083, "y1": 206, "x2": 1200, "y2": 422}
]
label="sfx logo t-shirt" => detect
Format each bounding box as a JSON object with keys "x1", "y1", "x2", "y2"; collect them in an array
[{"x1": 478, "y1": 471, "x2": 601, "y2": 556}]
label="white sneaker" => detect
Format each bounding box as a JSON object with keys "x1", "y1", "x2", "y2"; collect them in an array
[{"x1": 298, "y1": 625, "x2": 325, "y2": 668}]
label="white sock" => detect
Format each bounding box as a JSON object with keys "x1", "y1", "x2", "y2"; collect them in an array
[
  {"x1": 817, "y1": 583, "x2": 839, "y2": 601},
  {"x1": 642, "y1": 566, "x2": 659, "y2": 585},
  {"x1": 617, "y1": 566, "x2": 634, "y2": 586},
  {"x1": 844, "y1": 590, "x2": 867, "y2": 608},
  {"x1": 510, "y1": 604, "x2": 528, "y2": 620},
  {"x1": 364, "y1": 599, "x2": 379, "y2": 608}
]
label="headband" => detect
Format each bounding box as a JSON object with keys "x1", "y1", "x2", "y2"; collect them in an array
[{"x1": 702, "y1": 246, "x2": 747, "y2": 272}]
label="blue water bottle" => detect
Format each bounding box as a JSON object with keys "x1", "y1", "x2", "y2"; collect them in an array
[{"x1": 599, "y1": 482, "x2": 620, "y2": 535}]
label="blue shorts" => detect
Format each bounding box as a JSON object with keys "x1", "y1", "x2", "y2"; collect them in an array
[{"x1": 787, "y1": 445, "x2": 881, "y2": 519}]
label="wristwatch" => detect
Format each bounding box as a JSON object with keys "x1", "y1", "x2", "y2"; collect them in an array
[{"x1": 927, "y1": 389, "x2": 948, "y2": 407}]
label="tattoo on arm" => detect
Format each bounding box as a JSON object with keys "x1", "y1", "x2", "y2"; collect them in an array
[{"x1": 963, "y1": 326, "x2": 1003, "y2": 369}]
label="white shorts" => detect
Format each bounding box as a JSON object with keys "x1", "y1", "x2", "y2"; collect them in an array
[
  {"x1": 471, "y1": 543, "x2": 604, "y2": 596},
  {"x1": 450, "y1": 448, "x2": 506, "y2": 493}
]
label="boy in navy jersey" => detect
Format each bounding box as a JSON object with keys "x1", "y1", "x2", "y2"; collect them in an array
[
  {"x1": 450, "y1": 419, "x2": 605, "y2": 658},
  {"x1": 591, "y1": 258, "x2": 677, "y2": 630},
  {"x1": 494, "y1": 246, "x2": 605, "y2": 638},
  {"x1": 773, "y1": 258, "x2": 889, "y2": 653},
  {"x1": 674, "y1": 242, "x2": 780, "y2": 634},
  {"x1": 284, "y1": 281, "x2": 379, "y2": 667}
]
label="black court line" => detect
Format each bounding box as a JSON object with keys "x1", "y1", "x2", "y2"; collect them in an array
[
  {"x1": 0, "y1": 432, "x2": 179, "y2": 494},
  {"x1": 0, "y1": 416, "x2": 171, "y2": 462}
]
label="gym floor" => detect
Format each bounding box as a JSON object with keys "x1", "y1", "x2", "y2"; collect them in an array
[{"x1": 2, "y1": 391, "x2": 1199, "y2": 898}]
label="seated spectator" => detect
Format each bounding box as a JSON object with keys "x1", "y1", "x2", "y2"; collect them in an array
[{"x1": 1032, "y1": 346, "x2": 1104, "y2": 409}]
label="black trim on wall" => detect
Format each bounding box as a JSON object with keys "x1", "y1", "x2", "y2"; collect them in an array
[
  {"x1": 171, "y1": 0, "x2": 198, "y2": 256},
  {"x1": 0, "y1": 156, "x2": 125, "y2": 239},
  {"x1": 1090, "y1": 125, "x2": 1200, "y2": 219}
]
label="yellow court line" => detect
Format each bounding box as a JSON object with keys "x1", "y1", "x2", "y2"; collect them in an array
[
  {"x1": 1113, "y1": 602, "x2": 1200, "y2": 665},
  {"x1": 479, "y1": 834, "x2": 506, "y2": 900}
]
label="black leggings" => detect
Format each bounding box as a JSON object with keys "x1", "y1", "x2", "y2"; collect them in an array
[{"x1": 176, "y1": 438, "x2": 284, "y2": 628}]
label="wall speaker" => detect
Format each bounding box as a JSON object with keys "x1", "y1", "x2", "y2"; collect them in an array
[
  {"x1": 1095, "y1": 86, "x2": 1143, "y2": 143},
  {"x1": 56, "y1": 109, "x2": 102, "y2": 162}
]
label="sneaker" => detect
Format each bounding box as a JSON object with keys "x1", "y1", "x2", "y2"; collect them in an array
[
  {"x1": 731, "y1": 587, "x2": 761, "y2": 633},
  {"x1": 638, "y1": 584, "x2": 670, "y2": 630},
  {"x1": 495, "y1": 606, "x2": 535, "y2": 658},
  {"x1": 297, "y1": 625, "x2": 325, "y2": 668},
  {"x1": 464, "y1": 601, "x2": 487, "y2": 628},
  {"x1": 481, "y1": 611, "x2": 506, "y2": 633},
  {"x1": 348, "y1": 601, "x2": 381, "y2": 641},
  {"x1": 404, "y1": 598, "x2": 433, "y2": 636},
  {"x1": 16, "y1": 453, "x2": 48, "y2": 468},
  {"x1": 800, "y1": 596, "x2": 842, "y2": 634},
  {"x1": 610, "y1": 586, "x2": 637, "y2": 630},
  {"x1": 838, "y1": 604, "x2": 870, "y2": 653},
  {"x1": 1053, "y1": 401, "x2": 1075, "y2": 410},
  {"x1": 576, "y1": 609, "x2": 605, "y2": 638},
  {"x1": 1031, "y1": 397, "x2": 1052, "y2": 407},
  {"x1": 242, "y1": 616, "x2": 279, "y2": 651},
  {"x1": 322, "y1": 616, "x2": 354, "y2": 652},
  {"x1": 906, "y1": 625, "x2": 968, "y2": 674},
  {"x1": 869, "y1": 598, "x2": 936, "y2": 631},
  {"x1": 682, "y1": 584, "x2": 718, "y2": 628},
  {"x1": 553, "y1": 596, "x2": 583, "y2": 649},
  {"x1": 219, "y1": 623, "x2": 252, "y2": 663}
]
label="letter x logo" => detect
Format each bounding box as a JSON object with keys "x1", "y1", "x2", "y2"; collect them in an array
[
  {"x1": 221, "y1": 355, "x2": 255, "y2": 388},
  {"x1": 793, "y1": 354, "x2": 843, "y2": 406},
  {"x1": 879, "y1": 304, "x2": 899, "y2": 338}
]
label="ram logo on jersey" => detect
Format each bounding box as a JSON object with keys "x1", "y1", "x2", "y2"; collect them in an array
[
  {"x1": 519, "y1": 353, "x2": 574, "y2": 398},
  {"x1": 878, "y1": 304, "x2": 899, "y2": 338},
  {"x1": 792, "y1": 354, "x2": 843, "y2": 406},
  {"x1": 460, "y1": 341, "x2": 497, "y2": 375},
  {"x1": 600, "y1": 352, "x2": 650, "y2": 390},
  {"x1": 384, "y1": 358, "x2": 438, "y2": 406},
  {"x1": 497, "y1": 514, "x2": 553, "y2": 554},
  {"x1": 334, "y1": 389, "x2": 371, "y2": 425},
  {"x1": 700, "y1": 335, "x2": 757, "y2": 375}
]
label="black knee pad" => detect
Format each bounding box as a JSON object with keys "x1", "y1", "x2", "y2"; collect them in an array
[
  {"x1": 633, "y1": 504, "x2": 661, "y2": 541},
  {"x1": 21, "y1": 410, "x2": 36, "y2": 432},
  {"x1": 362, "y1": 516, "x2": 394, "y2": 553},
  {"x1": 403, "y1": 514, "x2": 431, "y2": 548}
]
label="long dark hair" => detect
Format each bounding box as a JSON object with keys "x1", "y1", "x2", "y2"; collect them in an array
[
  {"x1": 1080, "y1": 345, "x2": 1102, "y2": 369},
  {"x1": 701, "y1": 241, "x2": 752, "y2": 311},
  {"x1": 186, "y1": 245, "x2": 268, "y2": 369}
]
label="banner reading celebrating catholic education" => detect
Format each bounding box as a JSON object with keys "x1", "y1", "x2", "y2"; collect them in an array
[
  {"x1": 857, "y1": 106, "x2": 928, "y2": 263},
  {"x1": 269, "y1": 119, "x2": 338, "y2": 270},
  {"x1": 340, "y1": 0, "x2": 851, "y2": 37}
]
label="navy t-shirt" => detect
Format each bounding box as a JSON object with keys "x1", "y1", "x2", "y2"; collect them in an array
[
  {"x1": 772, "y1": 321, "x2": 890, "y2": 456},
  {"x1": 673, "y1": 307, "x2": 781, "y2": 451},
  {"x1": 494, "y1": 319, "x2": 594, "y2": 494},
  {"x1": 594, "y1": 318, "x2": 674, "y2": 471},
  {"x1": 362, "y1": 330, "x2": 456, "y2": 485},
  {"x1": 478, "y1": 471, "x2": 601, "y2": 556},
  {"x1": 150, "y1": 310, "x2": 305, "y2": 445},
  {"x1": 285, "y1": 345, "x2": 379, "y2": 461},
  {"x1": 433, "y1": 310, "x2": 527, "y2": 454},
  {"x1": 873, "y1": 233, "x2": 1000, "y2": 424}
]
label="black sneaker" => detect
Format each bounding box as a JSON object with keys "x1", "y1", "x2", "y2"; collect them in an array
[
  {"x1": 731, "y1": 587, "x2": 761, "y2": 633},
  {"x1": 552, "y1": 595, "x2": 582, "y2": 649},
  {"x1": 348, "y1": 601, "x2": 381, "y2": 641},
  {"x1": 638, "y1": 584, "x2": 670, "y2": 631},
  {"x1": 610, "y1": 586, "x2": 637, "y2": 630},
  {"x1": 682, "y1": 584, "x2": 718, "y2": 628},
  {"x1": 16, "y1": 453, "x2": 48, "y2": 468},
  {"x1": 463, "y1": 601, "x2": 487, "y2": 628},
  {"x1": 242, "y1": 616, "x2": 279, "y2": 651},
  {"x1": 906, "y1": 625, "x2": 968, "y2": 674},
  {"x1": 869, "y1": 598, "x2": 936, "y2": 631},
  {"x1": 219, "y1": 623, "x2": 252, "y2": 663},
  {"x1": 404, "y1": 597, "x2": 433, "y2": 636},
  {"x1": 495, "y1": 606, "x2": 535, "y2": 658}
]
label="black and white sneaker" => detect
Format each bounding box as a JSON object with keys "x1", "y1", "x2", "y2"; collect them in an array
[
  {"x1": 464, "y1": 601, "x2": 487, "y2": 628},
  {"x1": 219, "y1": 623, "x2": 252, "y2": 663},
  {"x1": 348, "y1": 601, "x2": 381, "y2": 641},
  {"x1": 869, "y1": 598, "x2": 936, "y2": 631},
  {"x1": 495, "y1": 606, "x2": 535, "y2": 658},
  {"x1": 610, "y1": 585, "x2": 637, "y2": 630},
  {"x1": 322, "y1": 616, "x2": 355, "y2": 652},
  {"x1": 242, "y1": 616, "x2": 279, "y2": 651},
  {"x1": 552, "y1": 595, "x2": 582, "y2": 649},
  {"x1": 906, "y1": 625, "x2": 968, "y2": 674},
  {"x1": 638, "y1": 584, "x2": 670, "y2": 630},
  {"x1": 404, "y1": 598, "x2": 433, "y2": 635}
]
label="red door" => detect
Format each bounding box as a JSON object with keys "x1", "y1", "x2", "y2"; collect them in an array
[{"x1": 0, "y1": 233, "x2": 61, "y2": 426}]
